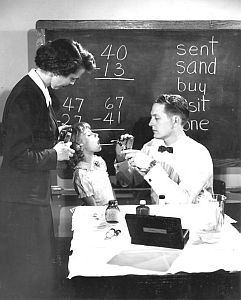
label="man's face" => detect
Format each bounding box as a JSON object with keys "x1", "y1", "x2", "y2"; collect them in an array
[{"x1": 149, "y1": 103, "x2": 174, "y2": 140}]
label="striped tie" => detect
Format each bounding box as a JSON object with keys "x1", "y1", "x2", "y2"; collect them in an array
[{"x1": 160, "y1": 161, "x2": 180, "y2": 184}]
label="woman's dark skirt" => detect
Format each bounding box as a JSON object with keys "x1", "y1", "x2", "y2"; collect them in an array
[{"x1": 0, "y1": 202, "x2": 57, "y2": 298}]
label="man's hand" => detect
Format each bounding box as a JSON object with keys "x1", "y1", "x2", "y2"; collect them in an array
[
  {"x1": 118, "y1": 134, "x2": 134, "y2": 150},
  {"x1": 123, "y1": 149, "x2": 153, "y2": 174},
  {"x1": 114, "y1": 134, "x2": 134, "y2": 163}
]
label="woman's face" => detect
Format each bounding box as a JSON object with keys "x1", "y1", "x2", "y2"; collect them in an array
[
  {"x1": 50, "y1": 68, "x2": 85, "y2": 89},
  {"x1": 77, "y1": 128, "x2": 102, "y2": 153}
]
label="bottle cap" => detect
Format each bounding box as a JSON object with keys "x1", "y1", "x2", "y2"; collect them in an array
[
  {"x1": 140, "y1": 200, "x2": 146, "y2": 205},
  {"x1": 108, "y1": 200, "x2": 118, "y2": 205}
]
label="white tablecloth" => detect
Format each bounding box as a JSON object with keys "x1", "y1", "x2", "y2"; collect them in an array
[{"x1": 68, "y1": 205, "x2": 241, "y2": 278}]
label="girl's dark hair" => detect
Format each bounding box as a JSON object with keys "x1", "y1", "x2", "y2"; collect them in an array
[
  {"x1": 35, "y1": 38, "x2": 96, "y2": 76},
  {"x1": 69, "y1": 122, "x2": 91, "y2": 168},
  {"x1": 154, "y1": 94, "x2": 190, "y2": 125}
]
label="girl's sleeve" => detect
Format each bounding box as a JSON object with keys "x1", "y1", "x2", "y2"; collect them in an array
[{"x1": 73, "y1": 169, "x2": 95, "y2": 198}]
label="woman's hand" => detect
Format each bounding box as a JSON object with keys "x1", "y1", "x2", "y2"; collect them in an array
[
  {"x1": 53, "y1": 141, "x2": 75, "y2": 161},
  {"x1": 58, "y1": 124, "x2": 72, "y2": 134},
  {"x1": 58, "y1": 125, "x2": 72, "y2": 142}
]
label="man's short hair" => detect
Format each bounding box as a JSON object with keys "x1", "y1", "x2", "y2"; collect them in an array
[{"x1": 154, "y1": 94, "x2": 189, "y2": 125}]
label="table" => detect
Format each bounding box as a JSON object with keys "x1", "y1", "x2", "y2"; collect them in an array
[{"x1": 67, "y1": 205, "x2": 241, "y2": 299}]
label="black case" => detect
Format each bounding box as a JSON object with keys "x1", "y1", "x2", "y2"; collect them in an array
[{"x1": 125, "y1": 214, "x2": 189, "y2": 249}]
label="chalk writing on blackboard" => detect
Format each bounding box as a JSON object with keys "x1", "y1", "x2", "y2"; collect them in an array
[
  {"x1": 58, "y1": 43, "x2": 136, "y2": 145},
  {"x1": 95, "y1": 44, "x2": 135, "y2": 81},
  {"x1": 60, "y1": 95, "x2": 126, "y2": 133},
  {"x1": 61, "y1": 97, "x2": 84, "y2": 124},
  {"x1": 176, "y1": 36, "x2": 218, "y2": 131}
]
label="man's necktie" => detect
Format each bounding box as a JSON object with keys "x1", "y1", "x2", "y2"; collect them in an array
[{"x1": 158, "y1": 145, "x2": 173, "y2": 153}]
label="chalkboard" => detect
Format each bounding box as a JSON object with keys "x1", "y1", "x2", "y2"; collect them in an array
[{"x1": 36, "y1": 21, "x2": 241, "y2": 175}]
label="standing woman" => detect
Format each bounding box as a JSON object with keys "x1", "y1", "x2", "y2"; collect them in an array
[{"x1": 0, "y1": 39, "x2": 96, "y2": 298}]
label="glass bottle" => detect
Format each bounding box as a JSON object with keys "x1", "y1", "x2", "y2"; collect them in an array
[
  {"x1": 136, "y1": 200, "x2": 150, "y2": 215},
  {"x1": 105, "y1": 200, "x2": 120, "y2": 223}
]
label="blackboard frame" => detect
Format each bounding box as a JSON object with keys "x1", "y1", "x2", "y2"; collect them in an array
[
  {"x1": 36, "y1": 20, "x2": 241, "y2": 170},
  {"x1": 36, "y1": 20, "x2": 241, "y2": 31}
]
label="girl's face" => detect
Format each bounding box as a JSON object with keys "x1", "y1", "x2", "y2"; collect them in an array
[{"x1": 77, "y1": 128, "x2": 101, "y2": 153}]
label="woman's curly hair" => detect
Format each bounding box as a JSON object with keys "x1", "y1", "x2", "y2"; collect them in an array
[{"x1": 35, "y1": 38, "x2": 96, "y2": 76}]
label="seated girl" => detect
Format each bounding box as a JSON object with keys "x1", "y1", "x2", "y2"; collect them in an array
[{"x1": 70, "y1": 122, "x2": 115, "y2": 206}]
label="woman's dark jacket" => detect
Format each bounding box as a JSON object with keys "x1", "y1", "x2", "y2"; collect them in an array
[{"x1": 0, "y1": 75, "x2": 58, "y2": 205}]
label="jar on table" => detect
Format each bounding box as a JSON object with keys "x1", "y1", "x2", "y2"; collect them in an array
[
  {"x1": 105, "y1": 200, "x2": 120, "y2": 223},
  {"x1": 136, "y1": 200, "x2": 150, "y2": 215}
]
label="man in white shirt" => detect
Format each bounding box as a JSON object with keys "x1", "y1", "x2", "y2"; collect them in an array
[{"x1": 115, "y1": 94, "x2": 213, "y2": 204}]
